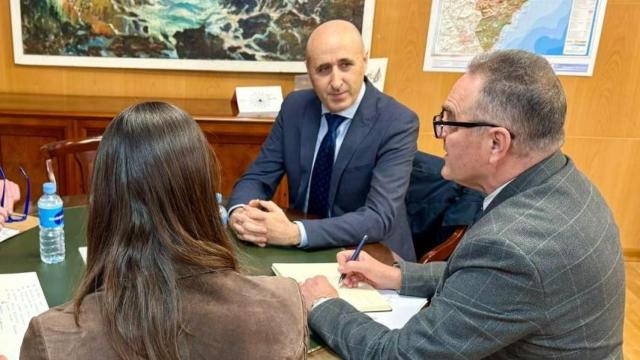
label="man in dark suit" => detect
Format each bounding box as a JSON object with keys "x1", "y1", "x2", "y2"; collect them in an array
[
  {"x1": 228, "y1": 20, "x2": 419, "y2": 260},
  {"x1": 301, "y1": 50, "x2": 625, "y2": 358}
]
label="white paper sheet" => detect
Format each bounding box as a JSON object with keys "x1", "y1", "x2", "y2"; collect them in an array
[
  {"x1": 79, "y1": 246, "x2": 87, "y2": 264},
  {"x1": 366, "y1": 290, "x2": 428, "y2": 329},
  {"x1": 0, "y1": 228, "x2": 19, "y2": 243},
  {"x1": 0, "y1": 272, "x2": 49, "y2": 360}
]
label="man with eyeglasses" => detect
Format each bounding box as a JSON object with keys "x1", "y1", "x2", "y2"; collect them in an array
[
  {"x1": 0, "y1": 179, "x2": 21, "y2": 229},
  {"x1": 301, "y1": 50, "x2": 624, "y2": 359}
]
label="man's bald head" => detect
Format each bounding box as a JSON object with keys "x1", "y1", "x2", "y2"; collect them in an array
[
  {"x1": 305, "y1": 20, "x2": 366, "y2": 61},
  {"x1": 304, "y1": 20, "x2": 368, "y2": 112}
]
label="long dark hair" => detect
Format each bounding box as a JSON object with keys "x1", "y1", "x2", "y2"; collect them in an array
[{"x1": 73, "y1": 102, "x2": 238, "y2": 359}]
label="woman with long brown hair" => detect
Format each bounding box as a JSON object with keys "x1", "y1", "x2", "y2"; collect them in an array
[{"x1": 21, "y1": 102, "x2": 307, "y2": 359}]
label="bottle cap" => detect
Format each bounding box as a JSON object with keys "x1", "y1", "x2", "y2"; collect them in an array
[{"x1": 43, "y1": 182, "x2": 57, "y2": 194}]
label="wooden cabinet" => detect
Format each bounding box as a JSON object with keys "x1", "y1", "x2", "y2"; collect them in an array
[{"x1": 0, "y1": 93, "x2": 287, "y2": 206}]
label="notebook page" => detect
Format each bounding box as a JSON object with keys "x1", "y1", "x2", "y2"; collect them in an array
[
  {"x1": 272, "y1": 262, "x2": 391, "y2": 312},
  {"x1": 0, "y1": 272, "x2": 49, "y2": 359}
]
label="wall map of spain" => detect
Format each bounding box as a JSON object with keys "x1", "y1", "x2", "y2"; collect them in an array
[{"x1": 423, "y1": 0, "x2": 609, "y2": 76}]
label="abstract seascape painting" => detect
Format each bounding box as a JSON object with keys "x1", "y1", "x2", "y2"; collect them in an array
[{"x1": 10, "y1": 0, "x2": 375, "y2": 72}]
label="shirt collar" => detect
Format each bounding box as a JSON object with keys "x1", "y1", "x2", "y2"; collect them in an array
[
  {"x1": 482, "y1": 179, "x2": 513, "y2": 211},
  {"x1": 321, "y1": 81, "x2": 367, "y2": 119}
]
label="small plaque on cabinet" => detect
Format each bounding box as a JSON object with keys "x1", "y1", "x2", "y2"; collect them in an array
[{"x1": 233, "y1": 86, "x2": 283, "y2": 118}]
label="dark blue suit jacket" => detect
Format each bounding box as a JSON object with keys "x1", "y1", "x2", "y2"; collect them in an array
[
  {"x1": 406, "y1": 152, "x2": 483, "y2": 259},
  {"x1": 229, "y1": 80, "x2": 419, "y2": 260}
]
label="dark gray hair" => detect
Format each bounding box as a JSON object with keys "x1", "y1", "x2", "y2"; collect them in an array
[{"x1": 467, "y1": 50, "x2": 566, "y2": 154}]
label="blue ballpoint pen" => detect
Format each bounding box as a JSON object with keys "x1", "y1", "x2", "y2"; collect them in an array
[{"x1": 339, "y1": 234, "x2": 368, "y2": 285}]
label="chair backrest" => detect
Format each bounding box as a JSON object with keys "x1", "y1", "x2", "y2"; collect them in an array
[
  {"x1": 40, "y1": 136, "x2": 102, "y2": 194},
  {"x1": 419, "y1": 226, "x2": 467, "y2": 263},
  {"x1": 406, "y1": 151, "x2": 484, "y2": 261}
]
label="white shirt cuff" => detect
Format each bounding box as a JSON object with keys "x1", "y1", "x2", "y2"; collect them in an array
[
  {"x1": 311, "y1": 297, "x2": 333, "y2": 311},
  {"x1": 295, "y1": 221, "x2": 308, "y2": 248},
  {"x1": 227, "y1": 204, "x2": 245, "y2": 215}
]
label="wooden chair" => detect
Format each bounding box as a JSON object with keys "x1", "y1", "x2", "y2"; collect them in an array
[
  {"x1": 40, "y1": 136, "x2": 102, "y2": 194},
  {"x1": 419, "y1": 226, "x2": 467, "y2": 263}
]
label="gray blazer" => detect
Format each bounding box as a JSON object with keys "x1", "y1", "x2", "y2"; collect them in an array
[
  {"x1": 228, "y1": 80, "x2": 419, "y2": 260},
  {"x1": 309, "y1": 152, "x2": 625, "y2": 359}
]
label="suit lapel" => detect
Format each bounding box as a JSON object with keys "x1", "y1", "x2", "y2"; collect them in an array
[
  {"x1": 294, "y1": 97, "x2": 322, "y2": 209},
  {"x1": 482, "y1": 151, "x2": 568, "y2": 216},
  {"x1": 328, "y1": 81, "x2": 378, "y2": 209}
]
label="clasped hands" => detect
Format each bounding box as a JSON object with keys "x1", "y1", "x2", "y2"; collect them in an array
[
  {"x1": 300, "y1": 250, "x2": 402, "y2": 311},
  {"x1": 229, "y1": 199, "x2": 301, "y2": 247}
]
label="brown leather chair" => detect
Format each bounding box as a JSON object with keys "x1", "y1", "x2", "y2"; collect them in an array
[
  {"x1": 419, "y1": 225, "x2": 467, "y2": 263},
  {"x1": 40, "y1": 136, "x2": 102, "y2": 194}
]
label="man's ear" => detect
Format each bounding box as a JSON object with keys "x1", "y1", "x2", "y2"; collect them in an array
[{"x1": 488, "y1": 127, "x2": 512, "y2": 164}]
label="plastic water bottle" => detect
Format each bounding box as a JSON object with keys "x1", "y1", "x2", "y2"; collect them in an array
[
  {"x1": 216, "y1": 193, "x2": 228, "y2": 226},
  {"x1": 38, "y1": 182, "x2": 65, "y2": 264}
]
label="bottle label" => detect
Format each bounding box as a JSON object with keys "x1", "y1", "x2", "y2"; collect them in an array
[{"x1": 39, "y1": 207, "x2": 64, "y2": 228}]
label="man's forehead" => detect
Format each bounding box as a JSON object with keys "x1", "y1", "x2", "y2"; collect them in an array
[
  {"x1": 443, "y1": 73, "x2": 483, "y2": 116},
  {"x1": 307, "y1": 30, "x2": 364, "y2": 59},
  {"x1": 309, "y1": 55, "x2": 357, "y2": 67}
]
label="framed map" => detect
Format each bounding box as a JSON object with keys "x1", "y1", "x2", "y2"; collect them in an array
[
  {"x1": 423, "y1": 0, "x2": 608, "y2": 76},
  {"x1": 10, "y1": 0, "x2": 375, "y2": 73}
]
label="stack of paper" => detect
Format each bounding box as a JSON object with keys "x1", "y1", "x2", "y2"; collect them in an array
[
  {"x1": 0, "y1": 272, "x2": 49, "y2": 359},
  {"x1": 271, "y1": 262, "x2": 391, "y2": 312}
]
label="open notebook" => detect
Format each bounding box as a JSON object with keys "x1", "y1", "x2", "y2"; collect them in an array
[{"x1": 271, "y1": 262, "x2": 391, "y2": 312}]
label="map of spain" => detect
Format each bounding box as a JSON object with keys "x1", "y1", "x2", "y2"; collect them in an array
[
  {"x1": 435, "y1": 0, "x2": 529, "y2": 54},
  {"x1": 424, "y1": 0, "x2": 608, "y2": 75},
  {"x1": 476, "y1": 0, "x2": 529, "y2": 50}
]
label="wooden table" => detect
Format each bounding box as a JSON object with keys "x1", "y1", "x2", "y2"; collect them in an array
[{"x1": 3, "y1": 204, "x2": 394, "y2": 359}]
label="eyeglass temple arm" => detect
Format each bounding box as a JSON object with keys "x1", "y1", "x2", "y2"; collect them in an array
[
  {"x1": 0, "y1": 167, "x2": 5, "y2": 207},
  {"x1": 19, "y1": 167, "x2": 30, "y2": 216}
]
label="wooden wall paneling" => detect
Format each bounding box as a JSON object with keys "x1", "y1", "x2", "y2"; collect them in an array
[
  {"x1": 198, "y1": 120, "x2": 288, "y2": 207},
  {"x1": 199, "y1": 121, "x2": 270, "y2": 196},
  {"x1": 76, "y1": 119, "x2": 110, "y2": 138},
  {"x1": 562, "y1": 137, "x2": 640, "y2": 257},
  {"x1": 624, "y1": 261, "x2": 640, "y2": 357},
  {"x1": 561, "y1": 3, "x2": 640, "y2": 139},
  {"x1": 0, "y1": 115, "x2": 74, "y2": 199},
  {"x1": 205, "y1": 132, "x2": 265, "y2": 196}
]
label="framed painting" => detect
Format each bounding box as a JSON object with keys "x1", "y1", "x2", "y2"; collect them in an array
[{"x1": 10, "y1": 0, "x2": 375, "y2": 73}]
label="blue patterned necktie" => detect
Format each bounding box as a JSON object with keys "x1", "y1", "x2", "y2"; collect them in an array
[{"x1": 308, "y1": 113, "x2": 347, "y2": 217}]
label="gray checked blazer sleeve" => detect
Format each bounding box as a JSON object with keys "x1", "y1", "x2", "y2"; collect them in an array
[{"x1": 309, "y1": 237, "x2": 547, "y2": 359}]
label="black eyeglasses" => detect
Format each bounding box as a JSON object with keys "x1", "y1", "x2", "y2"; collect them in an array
[
  {"x1": 432, "y1": 112, "x2": 511, "y2": 139},
  {"x1": 0, "y1": 166, "x2": 30, "y2": 223}
]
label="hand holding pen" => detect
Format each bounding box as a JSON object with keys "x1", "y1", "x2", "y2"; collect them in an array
[
  {"x1": 336, "y1": 236, "x2": 403, "y2": 290},
  {"x1": 338, "y1": 234, "x2": 368, "y2": 286}
]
